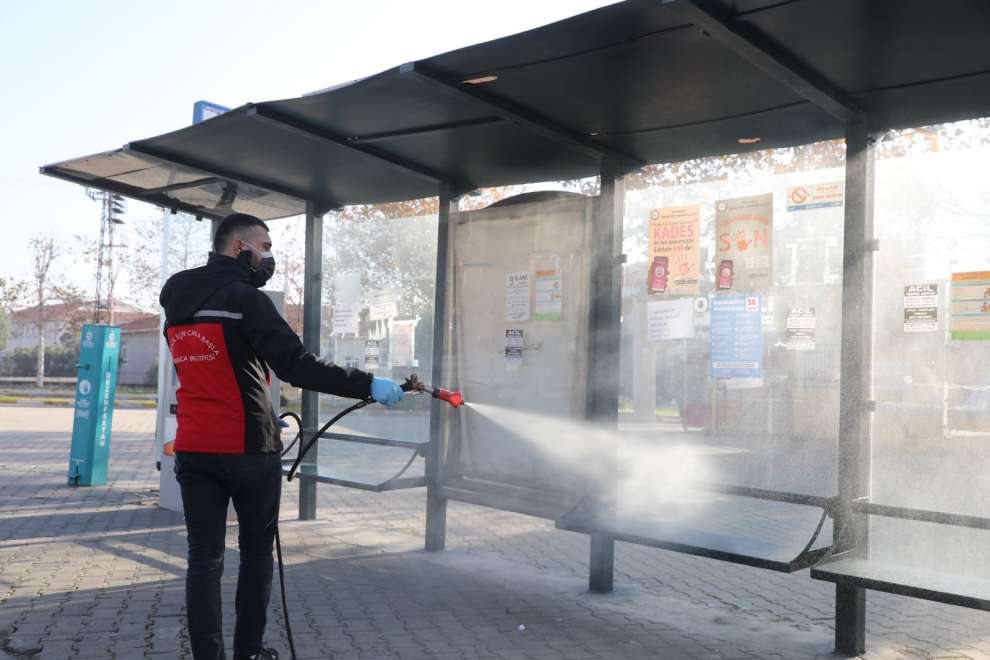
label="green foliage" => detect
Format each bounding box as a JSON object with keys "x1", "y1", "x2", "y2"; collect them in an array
[
  {"x1": 0, "y1": 346, "x2": 80, "y2": 378},
  {"x1": 323, "y1": 208, "x2": 438, "y2": 319},
  {"x1": 0, "y1": 307, "x2": 9, "y2": 352}
]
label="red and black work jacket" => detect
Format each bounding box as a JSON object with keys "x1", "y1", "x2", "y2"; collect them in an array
[{"x1": 160, "y1": 253, "x2": 372, "y2": 455}]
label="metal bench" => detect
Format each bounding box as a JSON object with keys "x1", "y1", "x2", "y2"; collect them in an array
[
  {"x1": 556, "y1": 485, "x2": 835, "y2": 573},
  {"x1": 283, "y1": 431, "x2": 427, "y2": 493},
  {"x1": 811, "y1": 501, "x2": 990, "y2": 610}
]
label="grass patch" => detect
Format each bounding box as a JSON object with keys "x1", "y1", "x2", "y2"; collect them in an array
[
  {"x1": 0, "y1": 396, "x2": 19, "y2": 404},
  {"x1": 41, "y1": 398, "x2": 72, "y2": 406}
]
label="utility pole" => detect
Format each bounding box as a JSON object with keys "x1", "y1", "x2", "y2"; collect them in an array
[{"x1": 86, "y1": 191, "x2": 126, "y2": 324}]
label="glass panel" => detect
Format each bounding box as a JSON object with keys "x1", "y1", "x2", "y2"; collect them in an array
[
  {"x1": 316, "y1": 204, "x2": 439, "y2": 482},
  {"x1": 163, "y1": 213, "x2": 212, "y2": 275},
  {"x1": 610, "y1": 143, "x2": 849, "y2": 551},
  {"x1": 620, "y1": 144, "x2": 845, "y2": 503},
  {"x1": 869, "y1": 120, "x2": 990, "y2": 577},
  {"x1": 165, "y1": 182, "x2": 304, "y2": 221}
]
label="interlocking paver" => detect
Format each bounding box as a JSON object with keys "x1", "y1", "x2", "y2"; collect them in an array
[{"x1": 2, "y1": 406, "x2": 990, "y2": 658}]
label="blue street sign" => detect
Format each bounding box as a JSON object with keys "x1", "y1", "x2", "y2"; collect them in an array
[
  {"x1": 192, "y1": 100, "x2": 230, "y2": 125},
  {"x1": 68, "y1": 324, "x2": 121, "y2": 486},
  {"x1": 710, "y1": 295, "x2": 763, "y2": 380}
]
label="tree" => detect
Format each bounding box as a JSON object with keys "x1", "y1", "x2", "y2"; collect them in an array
[
  {"x1": 24, "y1": 235, "x2": 83, "y2": 386},
  {"x1": 270, "y1": 227, "x2": 305, "y2": 333},
  {"x1": 324, "y1": 203, "x2": 438, "y2": 320},
  {"x1": 0, "y1": 276, "x2": 27, "y2": 352},
  {"x1": 31, "y1": 235, "x2": 58, "y2": 386},
  {"x1": 117, "y1": 211, "x2": 211, "y2": 311}
]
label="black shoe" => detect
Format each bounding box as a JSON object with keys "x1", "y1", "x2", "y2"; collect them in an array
[{"x1": 234, "y1": 650, "x2": 279, "y2": 660}]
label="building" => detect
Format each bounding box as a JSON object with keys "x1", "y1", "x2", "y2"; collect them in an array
[
  {"x1": 1, "y1": 301, "x2": 148, "y2": 358},
  {"x1": 118, "y1": 314, "x2": 161, "y2": 386}
]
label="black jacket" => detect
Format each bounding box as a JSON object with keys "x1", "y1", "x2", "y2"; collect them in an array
[{"x1": 160, "y1": 253, "x2": 372, "y2": 454}]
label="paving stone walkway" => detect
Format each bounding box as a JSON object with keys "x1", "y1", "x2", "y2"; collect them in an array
[{"x1": 1, "y1": 406, "x2": 989, "y2": 659}]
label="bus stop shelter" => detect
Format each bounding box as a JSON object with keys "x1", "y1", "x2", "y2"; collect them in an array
[{"x1": 41, "y1": 1, "x2": 990, "y2": 655}]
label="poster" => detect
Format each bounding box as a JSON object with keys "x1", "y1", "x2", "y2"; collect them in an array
[
  {"x1": 716, "y1": 194, "x2": 773, "y2": 290},
  {"x1": 950, "y1": 271, "x2": 990, "y2": 340},
  {"x1": 785, "y1": 307, "x2": 816, "y2": 350},
  {"x1": 332, "y1": 273, "x2": 361, "y2": 335},
  {"x1": 506, "y1": 272, "x2": 530, "y2": 322},
  {"x1": 647, "y1": 298, "x2": 695, "y2": 341},
  {"x1": 363, "y1": 339, "x2": 380, "y2": 370},
  {"x1": 533, "y1": 258, "x2": 562, "y2": 321},
  {"x1": 369, "y1": 289, "x2": 398, "y2": 321},
  {"x1": 648, "y1": 205, "x2": 700, "y2": 294},
  {"x1": 904, "y1": 284, "x2": 938, "y2": 333},
  {"x1": 504, "y1": 329, "x2": 523, "y2": 366},
  {"x1": 787, "y1": 182, "x2": 844, "y2": 212},
  {"x1": 390, "y1": 319, "x2": 418, "y2": 367},
  {"x1": 711, "y1": 295, "x2": 763, "y2": 379}
]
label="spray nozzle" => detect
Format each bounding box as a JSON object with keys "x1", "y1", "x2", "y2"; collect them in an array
[
  {"x1": 402, "y1": 374, "x2": 465, "y2": 408},
  {"x1": 434, "y1": 388, "x2": 464, "y2": 408}
]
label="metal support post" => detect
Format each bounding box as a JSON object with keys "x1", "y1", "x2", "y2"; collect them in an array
[
  {"x1": 587, "y1": 160, "x2": 626, "y2": 593},
  {"x1": 155, "y1": 209, "x2": 174, "y2": 458},
  {"x1": 834, "y1": 121, "x2": 876, "y2": 656},
  {"x1": 425, "y1": 184, "x2": 456, "y2": 551},
  {"x1": 299, "y1": 201, "x2": 323, "y2": 520}
]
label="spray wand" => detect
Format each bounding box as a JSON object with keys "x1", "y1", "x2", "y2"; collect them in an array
[
  {"x1": 285, "y1": 373, "x2": 462, "y2": 482},
  {"x1": 401, "y1": 373, "x2": 464, "y2": 409}
]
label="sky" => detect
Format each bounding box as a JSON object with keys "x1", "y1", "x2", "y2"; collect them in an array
[{"x1": 0, "y1": 0, "x2": 615, "y2": 295}]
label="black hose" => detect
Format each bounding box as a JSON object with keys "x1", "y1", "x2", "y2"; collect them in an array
[
  {"x1": 279, "y1": 411, "x2": 303, "y2": 457},
  {"x1": 285, "y1": 399, "x2": 371, "y2": 481},
  {"x1": 273, "y1": 398, "x2": 371, "y2": 660},
  {"x1": 274, "y1": 386, "x2": 419, "y2": 658},
  {"x1": 274, "y1": 525, "x2": 296, "y2": 660}
]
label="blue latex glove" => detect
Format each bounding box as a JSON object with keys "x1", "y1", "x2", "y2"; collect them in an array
[{"x1": 371, "y1": 377, "x2": 404, "y2": 407}]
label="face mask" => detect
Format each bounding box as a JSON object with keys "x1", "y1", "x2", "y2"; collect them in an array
[{"x1": 238, "y1": 240, "x2": 276, "y2": 288}]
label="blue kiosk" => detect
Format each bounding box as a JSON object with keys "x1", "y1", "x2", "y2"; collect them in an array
[{"x1": 68, "y1": 324, "x2": 121, "y2": 487}]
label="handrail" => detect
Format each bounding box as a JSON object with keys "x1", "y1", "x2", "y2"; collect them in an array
[
  {"x1": 696, "y1": 483, "x2": 835, "y2": 509},
  {"x1": 851, "y1": 501, "x2": 990, "y2": 531}
]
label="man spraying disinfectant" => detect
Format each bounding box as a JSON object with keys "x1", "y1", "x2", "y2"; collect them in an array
[{"x1": 160, "y1": 213, "x2": 405, "y2": 660}]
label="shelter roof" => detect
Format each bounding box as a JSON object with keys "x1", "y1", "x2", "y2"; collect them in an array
[{"x1": 42, "y1": 0, "x2": 990, "y2": 219}]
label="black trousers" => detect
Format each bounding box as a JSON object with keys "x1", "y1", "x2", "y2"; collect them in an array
[{"x1": 175, "y1": 451, "x2": 282, "y2": 660}]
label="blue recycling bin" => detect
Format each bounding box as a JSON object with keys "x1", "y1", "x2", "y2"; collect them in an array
[{"x1": 68, "y1": 324, "x2": 121, "y2": 486}]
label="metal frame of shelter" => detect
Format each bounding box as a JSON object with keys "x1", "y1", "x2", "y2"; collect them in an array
[{"x1": 41, "y1": 1, "x2": 990, "y2": 655}]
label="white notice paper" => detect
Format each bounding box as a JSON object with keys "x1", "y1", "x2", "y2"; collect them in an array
[
  {"x1": 785, "y1": 307, "x2": 816, "y2": 350},
  {"x1": 504, "y1": 329, "x2": 523, "y2": 366},
  {"x1": 369, "y1": 289, "x2": 397, "y2": 321},
  {"x1": 647, "y1": 298, "x2": 695, "y2": 341},
  {"x1": 506, "y1": 272, "x2": 530, "y2": 322},
  {"x1": 787, "y1": 181, "x2": 844, "y2": 212},
  {"x1": 904, "y1": 284, "x2": 938, "y2": 333},
  {"x1": 332, "y1": 273, "x2": 361, "y2": 335},
  {"x1": 390, "y1": 319, "x2": 418, "y2": 367},
  {"x1": 533, "y1": 261, "x2": 563, "y2": 321}
]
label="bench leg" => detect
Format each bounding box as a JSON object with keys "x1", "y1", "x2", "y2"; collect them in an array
[
  {"x1": 835, "y1": 583, "x2": 866, "y2": 656},
  {"x1": 299, "y1": 477, "x2": 317, "y2": 521},
  {"x1": 589, "y1": 534, "x2": 614, "y2": 593}
]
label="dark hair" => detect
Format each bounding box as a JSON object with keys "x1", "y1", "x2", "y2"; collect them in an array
[{"x1": 213, "y1": 213, "x2": 269, "y2": 253}]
